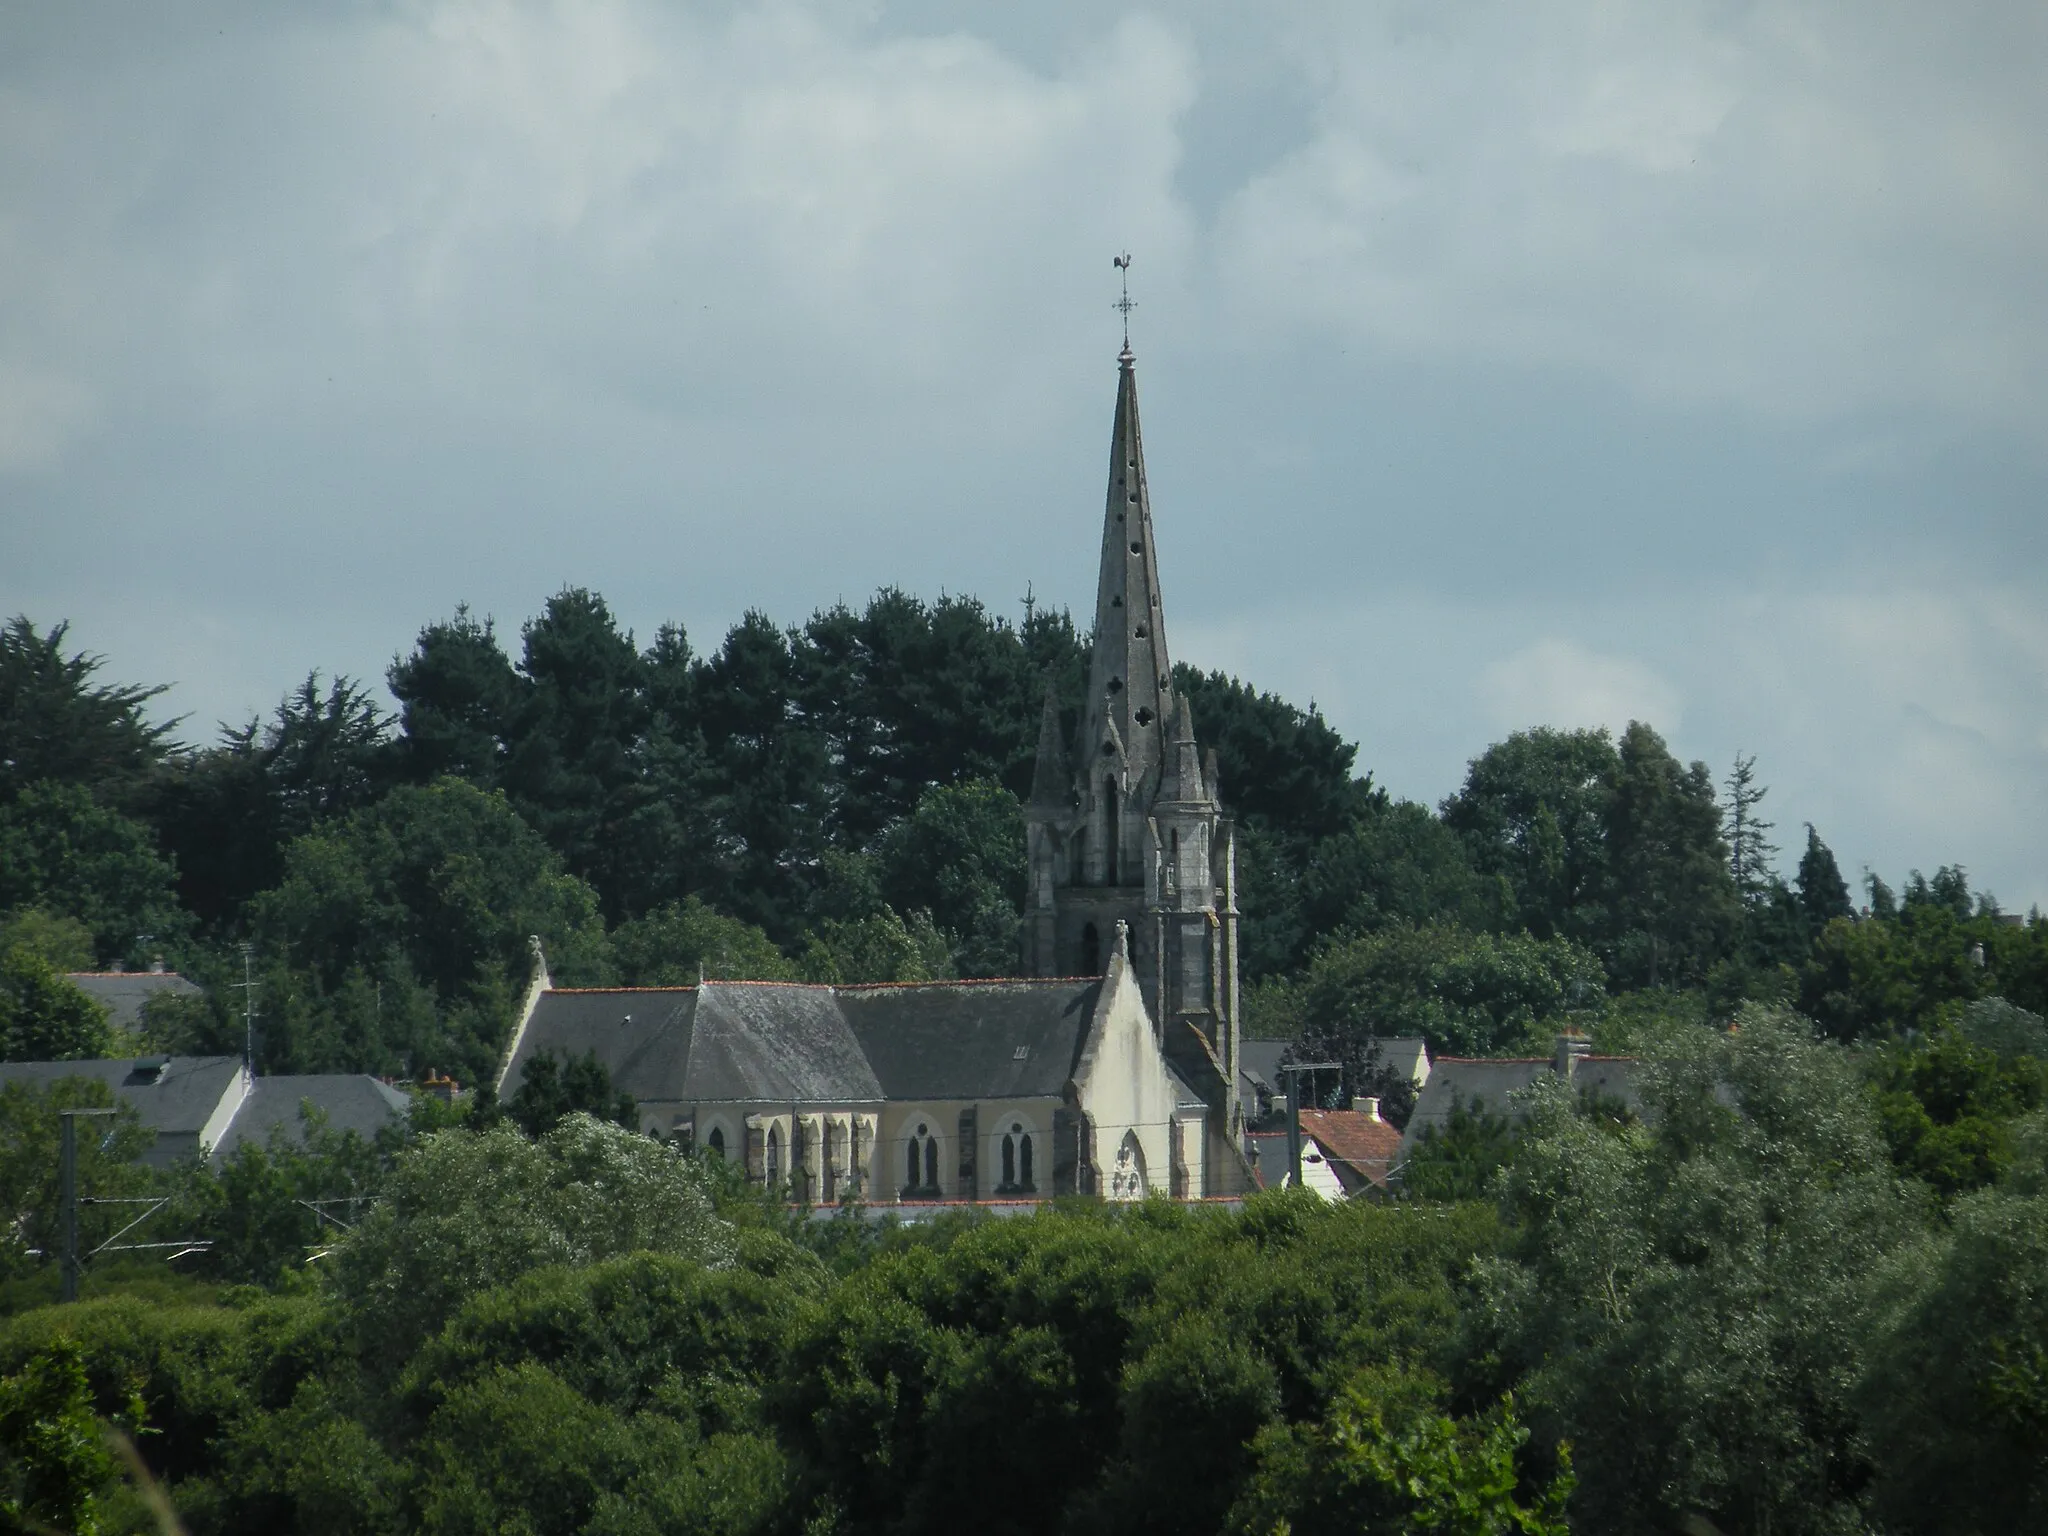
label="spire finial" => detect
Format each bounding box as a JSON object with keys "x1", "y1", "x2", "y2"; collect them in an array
[{"x1": 1113, "y1": 252, "x2": 1135, "y2": 361}]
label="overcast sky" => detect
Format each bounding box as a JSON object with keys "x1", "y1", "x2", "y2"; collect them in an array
[{"x1": 4, "y1": 1, "x2": 2045, "y2": 909}]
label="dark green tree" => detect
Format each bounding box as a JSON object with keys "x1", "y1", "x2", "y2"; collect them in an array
[
  {"x1": 248, "y1": 779, "x2": 611, "y2": 1079},
  {"x1": 506, "y1": 1050, "x2": 637, "y2": 1138},
  {"x1": 0, "y1": 782, "x2": 187, "y2": 964},
  {"x1": 504, "y1": 589, "x2": 653, "y2": 920},
  {"x1": 1796, "y1": 825, "x2": 1853, "y2": 931},
  {"x1": 1441, "y1": 727, "x2": 1619, "y2": 946},
  {"x1": 0, "y1": 952, "x2": 112, "y2": 1062},
  {"x1": 1601, "y1": 722, "x2": 1738, "y2": 988},
  {"x1": 388, "y1": 604, "x2": 522, "y2": 788},
  {"x1": 876, "y1": 779, "x2": 1026, "y2": 977},
  {"x1": 0, "y1": 616, "x2": 177, "y2": 809}
]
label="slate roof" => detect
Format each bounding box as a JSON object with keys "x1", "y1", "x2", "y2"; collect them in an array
[
  {"x1": 65, "y1": 972, "x2": 202, "y2": 1032},
  {"x1": 1400, "y1": 1055, "x2": 1640, "y2": 1158},
  {"x1": 839, "y1": 980, "x2": 1100, "y2": 1099},
  {"x1": 0, "y1": 1057, "x2": 413, "y2": 1168},
  {"x1": 504, "y1": 979, "x2": 1103, "y2": 1107},
  {"x1": 209, "y1": 1075, "x2": 411, "y2": 1163},
  {"x1": 1239, "y1": 1036, "x2": 1430, "y2": 1101},
  {"x1": 0, "y1": 1056, "x2": 244, "y2": 1165}
]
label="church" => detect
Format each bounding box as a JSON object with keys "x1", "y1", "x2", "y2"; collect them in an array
[{"x1": 497, "y1": 340, "x2": 1251, "y2": 1202}]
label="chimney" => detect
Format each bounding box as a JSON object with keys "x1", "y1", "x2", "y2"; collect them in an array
[
  {"x1": 1555, "y1": 1034, "x2": 1591, "y2": 1078},
  {"x1": 1359, "y1": 1096, "x2": 1381, "y2": 1122}
]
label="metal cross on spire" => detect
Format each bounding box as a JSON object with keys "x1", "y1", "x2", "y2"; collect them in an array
[{"x1": 1113, "y1": 252, "x2": 1135, "y2": 358}]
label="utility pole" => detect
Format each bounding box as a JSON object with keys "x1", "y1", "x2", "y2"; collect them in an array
[
  {"x1": 58, "y1": 1109, "x2": 117, "y2": 1303},
  {"x1": 1276, "y1": 1061, "x2": 1337, "y2": 1190}
]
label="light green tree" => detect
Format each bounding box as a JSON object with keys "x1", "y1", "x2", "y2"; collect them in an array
[{"x1": 328, "y1": 1115, "x2": 732, "y2": 1369}]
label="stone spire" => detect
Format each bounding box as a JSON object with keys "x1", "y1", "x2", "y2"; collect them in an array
[
  {"x1": 1079, "y1": 351, "x2": 1174, "y2": 815},
  {"x1": 1029, "y1": 683, "x2": 1070, "y2": 807}
]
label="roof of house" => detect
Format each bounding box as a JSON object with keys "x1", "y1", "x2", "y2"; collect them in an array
[
  {"x1": 1239, "y1": 1036, "x2": 1431, "y2": 1105},
  {"x1": 64, "y1": 972, "x2": 202, "y2": 1031},
  {"x1": 209, "y1": 1075, "x2": 411, "y2": 1163},
  {"x1": 1400, "y1": 1055, "x2": 1640, "y2": 1154},
  {"x1": 0, "y1": 1057, "x2": 412, "y2": 1166},
  {"x1": 0, "y1": 1055, "x2": 243, "y2": 1143},
  {"x1": 504, "y1": 977, "x2": 1107, "y2": 1107},
  {"x1": 1299, "y1": 1107, "x2": 1403, "y2": 1186}
]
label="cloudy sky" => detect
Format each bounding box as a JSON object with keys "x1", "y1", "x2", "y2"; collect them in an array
[{"x1": 4, "y1": 1, "x2": 2045, "y2": 908}]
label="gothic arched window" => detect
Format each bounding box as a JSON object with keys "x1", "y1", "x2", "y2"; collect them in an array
[
  {"x1": 998, "y1": 1121, "x2": 1037, "y2": 1194},
  {"x1": 706, "y1": 1125, "x2": 726, "y2": 1158},
  {"x1": 904, "y1": 1121, "x2": 941, "y2": 1198},
  {"x1": 765, "y1": 1124, "x2": 781, "y2": 1185}
]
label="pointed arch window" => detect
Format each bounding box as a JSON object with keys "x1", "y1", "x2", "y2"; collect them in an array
[
  {"x1": 705, "y1": 1125, "x2": 726, "y2": 1158},
  {"x1": 765, "y1": 1124, "x2": 781, "y2": 1185},
  {"x1": 998, "y1": 1121, "x2": 1037, "y2": 1194},
  {"x1": 904, "y1": 1120, "x2": 941, "y2": 1199}
]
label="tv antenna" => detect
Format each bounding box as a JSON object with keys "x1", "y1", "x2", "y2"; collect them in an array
[
  {"x1": 232, "y1": 943, "x2": 261, "y2": 1071},
  {"x1": 1113, "y1": 253, "x2": 1135, "y2": 356}
]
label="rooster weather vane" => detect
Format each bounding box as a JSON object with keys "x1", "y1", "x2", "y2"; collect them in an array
[{"x1": 1113, "y1": 252, "x2": 1135, "y2": 355}]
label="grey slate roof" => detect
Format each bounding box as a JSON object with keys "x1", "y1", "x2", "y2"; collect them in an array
[
  {"x1": 65, "y1": 972, "x2": 202, "y2": 1032},
  {"x1": 209, "y1": 1075, "x2": 411, "y2": 1163},
  {"x1": 505, "y1": 978, "x2": 1105, "y2": 1108},
  {"x1": 1240, "y1": 1036, "x2": 1431, "y2": 1106},
  {"x1": 692, "y1": 984, "x2": 881, "y2": 1102},
  {"x1": 0, "y1": 1056, "x2": 244, "y2": 1166},
  {"x1": 839, "y1": 980, "x2": 1099, "y2": 1100},
  {"x1": 1400, "y1": 1056, "x2": 1640, "y2": 1158},
  {"x1": 0, "y1": 1057, "x2": 413, "y2": 1168}
]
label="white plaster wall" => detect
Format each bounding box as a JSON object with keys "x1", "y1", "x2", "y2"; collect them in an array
[{"x1": 1072, "y1": 955, "x2": 1179, "y2": 1196}]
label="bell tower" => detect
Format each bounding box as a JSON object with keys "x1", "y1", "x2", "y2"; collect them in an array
[{"x1": 1022, "y1": 336, "x2": 1243, "y2": 1174}]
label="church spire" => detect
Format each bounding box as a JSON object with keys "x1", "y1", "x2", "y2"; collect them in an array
[{"x1": 1079, "y1": 345, "x2": 1174, "y2": 812}]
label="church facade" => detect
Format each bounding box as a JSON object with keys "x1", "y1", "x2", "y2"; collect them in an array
[{"x1": 496, "y1": 345, "x2": 1250, "y2": 1202}]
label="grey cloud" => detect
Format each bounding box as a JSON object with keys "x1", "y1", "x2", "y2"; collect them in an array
[{"x1": 2, "y1": 0, "x2": 2044, "y2": 912}]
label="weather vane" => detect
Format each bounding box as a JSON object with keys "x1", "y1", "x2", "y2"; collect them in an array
[{"x1": 1113, "y1": 252, "x2": 1135, "y2": 355}]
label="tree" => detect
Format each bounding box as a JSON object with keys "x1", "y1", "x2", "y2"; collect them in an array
[
  {"x1": 1442, "y1": 727, "x2": 1618, "y2": 946},
  {"x1": 504, "y1": 588, "x2": 653, "y2": 919},
  {"x1": 876, "y1": 780, "x2": 1026, "y2": 977},
  {"x1": 507, "y1": 1050, "x2": 637, "y2": 1138},
  {"x1": 0, "y1": 783, "x2": 186, "y2": 964},
  {"x1": 0, "y1": 909, "x2": 95, "y2": 973},
  {"x1": 0, "y1": 1078, "x2": 153, "y2": 1280},
  {"x1": 1485, "y1": 1008, "x2": 1920, "y2": 1536},
  {"x1": 1600, "y1": 722, "x2": 1738, "y2": 988},
  {"x1": 1796, "y1": 825, "x2": 1853, "y2": 931},
  {"x1": 248, "y1": 779, "x2": 612, "y2": 1080},
  {"x1": 1722, "y1": 753, "x2": 1778, "y2": 901},
  {"x1": 0, "y1": 951, "x2": 112, "y2": 1062},
  {"x1": 1227, "y1": 1366, "x2": 1572, "y2": 1536},
  {"x1": 1860, "y1": 1112, "x2": 2048, "y2": 1533},
  {"x1": 0, "y1": 616, "x2": 177, "y2": 809},
  {"x1": 326, "y1": 1115, "x2": 733, "y2": 1370},
  {"x1": 388, "y1": 604, "x2": 522, "y2": 788},
  {"x1": 1868, "y1": 1026, "x2": 2045, "y2": 1196},
  {"x1": 610, "y1": 898, "x2": 795, "y2": 985},
  {"x1": 0, "y1": 1339, "x2": 125, "y2": 1535},
  {"x1": 1287, "y1": 923, "x2": 1605, "y2": 1067}
]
